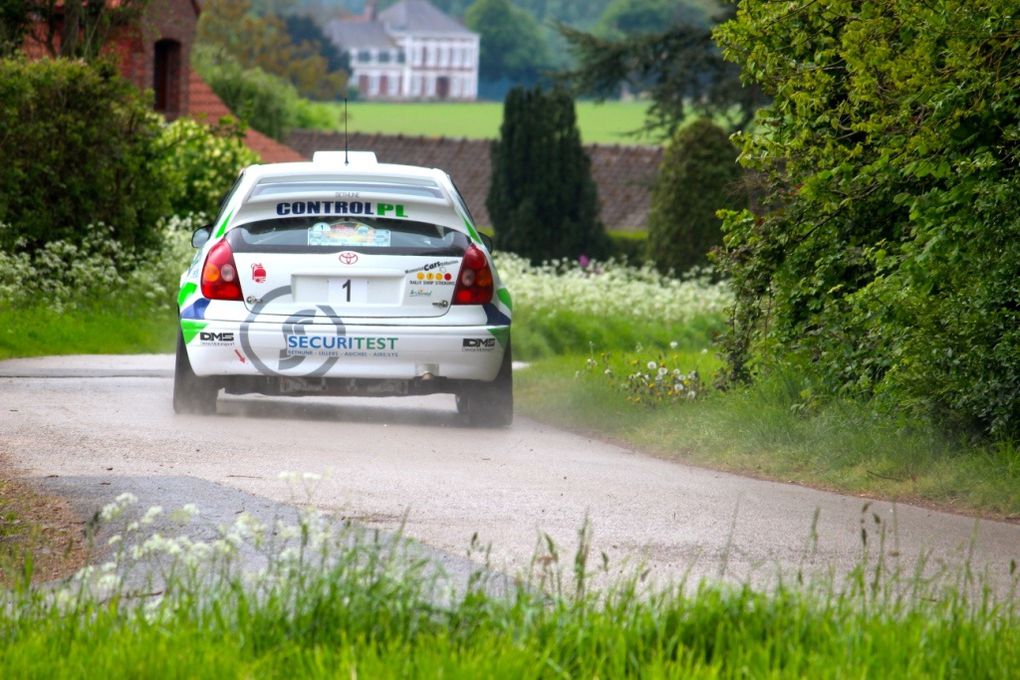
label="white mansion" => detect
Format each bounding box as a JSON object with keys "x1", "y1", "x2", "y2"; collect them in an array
[{"x1": 325, "y1": 0, "x2": 480, "y2": 101}]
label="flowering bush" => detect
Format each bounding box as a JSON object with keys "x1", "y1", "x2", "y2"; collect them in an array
[
  {"x1": 0, "y1": 215, "x2": 195, "y2": 312},
  {"x1": 495, "y1": 253, "x2": 730, "y2": 326},
  {"x1": 494, "y1": 253, "x2": 731, "y2": 357},
  {"x1": 159, "y1": 118, "x2": 259, "y2": 219}
]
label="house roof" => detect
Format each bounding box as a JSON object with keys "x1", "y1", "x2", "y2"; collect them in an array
[
  {"x1": 379, "y1": 0, "x2": 475, "y2": 36},
  {"x1": 187, "y1": 71, "x2": 305, "y2": 164},
  {"x1": 323, "y1": 19, "x2": 397, "y2": 50},
  {"x1": 285, "y1": 130, "x2": 662, "y2": 230}
]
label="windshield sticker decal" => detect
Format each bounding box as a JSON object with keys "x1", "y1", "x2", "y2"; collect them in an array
[{"x1": 308, "y1": 221, "x2": 392, "y2": 247}]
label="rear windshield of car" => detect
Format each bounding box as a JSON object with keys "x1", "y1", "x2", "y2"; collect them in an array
[{"x1": 227, "y1": 217, "x2": 469, "y2": 255}]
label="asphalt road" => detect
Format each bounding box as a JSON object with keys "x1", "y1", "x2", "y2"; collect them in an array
[{"x1": 1, "y1": 354, "x2": 1018, "y2": 595}]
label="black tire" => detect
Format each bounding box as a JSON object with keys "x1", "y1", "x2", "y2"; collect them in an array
[
  {"x1": 172, "y1": 329, "x2": 219, "y2": 414},
  {"x1": 456, "y1": 341, "x2": 513, "y2": 427}
]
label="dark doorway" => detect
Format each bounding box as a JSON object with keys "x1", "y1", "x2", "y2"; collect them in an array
[
  {"x1": 436, "y1": 76, "x2": 450, "y2": 99},
  {"x1": 154, "y1": 39, "x2": 182, "y2": 116}
]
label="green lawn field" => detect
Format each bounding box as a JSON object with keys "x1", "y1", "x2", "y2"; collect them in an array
[{"x1": 342, "y1": 101, "x2": 657, "y2": 145}]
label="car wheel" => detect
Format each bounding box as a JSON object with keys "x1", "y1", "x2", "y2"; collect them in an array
[
  {"x1": 457, "y1": 341, "x2": 513, "y2": 427},
  {"x1": 172, "y1": 329, "x2": 219, "y2": 414}
]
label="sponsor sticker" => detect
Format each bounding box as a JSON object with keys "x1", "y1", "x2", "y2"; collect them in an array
[
  {"x1": 199, "y1": 331, "x2": 235, "y2": 346},
  {"x1": 405, "y1": 259, "x2": 459, "y2": 275},
  {"x1": 251, "y1": 262, "x2": 267, "y2": 283},
  {"x1": 285, "y1": 334, "x2": 399, "y2": 359},
  {"x1": 276, "y1": 201, "x2": 407, "y2": 218},
  {"x1": 462, "y1": 337, "x2": 497, "y2": 352}
]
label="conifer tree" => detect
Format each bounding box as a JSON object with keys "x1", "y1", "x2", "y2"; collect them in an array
[
  {"x1": 646, "y1": 118, "x2": 743, "y2": 275},
  {"x1": 487, "y1": 86, "x2": 608, "y2": 262}
]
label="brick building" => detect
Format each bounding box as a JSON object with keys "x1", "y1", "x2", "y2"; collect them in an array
[
  {"x1": 325, "y1": 0, "x2": 480, "y2": 101},
  {"x1": 23, "y1": 0, "x2": 302, "y2": 163}
]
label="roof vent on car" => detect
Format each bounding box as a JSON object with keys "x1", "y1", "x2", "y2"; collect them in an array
[{"x1": 312, "y1": 151, "x2": 378, "y2": 165}]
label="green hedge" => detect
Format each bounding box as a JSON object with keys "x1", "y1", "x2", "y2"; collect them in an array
[
  {"x1": 0, "y1": 58, "x2": 169, "y2": 254},
  {"x1": 608, "y1": 231, "x2": 648, "y2": 264}
]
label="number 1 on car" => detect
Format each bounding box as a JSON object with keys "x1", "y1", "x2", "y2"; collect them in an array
[{"x1": 329, "y1": 278, "x2": 368, "y2": 304}]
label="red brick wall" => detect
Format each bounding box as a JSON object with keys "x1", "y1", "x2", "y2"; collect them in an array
[
  {"x1": 23, "y1": 0, "x2": 198, "y2": 119},
  {"x1": 122, "y1": 0, "x2": 198, "y2": 119}
]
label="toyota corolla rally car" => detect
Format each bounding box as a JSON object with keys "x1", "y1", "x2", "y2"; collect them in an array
[{"x1": 173, "y1": 151, "x2": 513, "y2": 426}]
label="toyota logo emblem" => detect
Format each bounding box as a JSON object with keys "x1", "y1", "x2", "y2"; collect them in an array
[{"x1": 339, "y1": 251, "x2": 358, "y2": 265}]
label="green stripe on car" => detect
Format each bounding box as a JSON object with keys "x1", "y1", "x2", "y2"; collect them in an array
[
  {"x1": 487, "y1": 326, "x2": 510, "y2": 348},
  {"x1": 177, "y1": 282, "x2": 197, "y2": 308},
  {"x1": 462, "y1": 217, "x2": 482, "y2": 245},
  {"x1": 180, "y1": 320, "x2": 207, "y2": 344},
  {"x1": 497, "y1": 288, "x2": 512, "y2": 311},
  {"x1": 214, "y1": 208, "x2": 235, "y2": 238}
]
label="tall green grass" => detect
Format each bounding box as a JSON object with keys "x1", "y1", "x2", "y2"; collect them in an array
[
  {"x1": 1, "y1": 498, "x2": 1016, "y2": 678},
  {"x1": 0, "y1": 303, "x2": 176, "y2": 359}
]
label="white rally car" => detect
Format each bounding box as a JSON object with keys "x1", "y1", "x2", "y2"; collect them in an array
[{"x1": 173, "y1": 151, "x2": 513, "y2": 426}]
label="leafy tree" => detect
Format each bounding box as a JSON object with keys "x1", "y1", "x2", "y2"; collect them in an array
[
  {"x1": 0, "y1": 58, "x2": 169, "y2": 253},
  {"x1": 559, "y1": 4, "x2": 763, "y2": 135},
  {"x1": 646, "y1": 119, "x2": 742, "y2": 275},
  {"x1": 464, "y1": 0, "x2": 552, "y2": 85},
  {"x1": 517, "y1": 0, "x2": 614, "y2": 28},
  {"x1": 197, "y1": 0, "x2": 347, "y2": 101},
  {"x1": 159, "y1": 117, "x2": 259, "y2": 219},
  {"x1": 713, "y1": 0, "x2": 1020, "y2": 439},
  {"x1": 596, "y1": 0, "x2": 709, "y2": 38},
  {"x1": 192, "y1": 45, "x2": 300, "y2": 141},
  {"x1": 488, "y1": 86, "x2": 608, "y2": 261},
  {"x1": 1, "y1": 0, "x2": 31, "y2": 56},
  {"x1": 13, "y1": 0, "x2": 148, "y2": 60},
  {"x1": 283, "y1": 14, "x2": 348, "y2": 74}
]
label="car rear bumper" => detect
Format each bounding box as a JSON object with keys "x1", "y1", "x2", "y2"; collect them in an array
[{"x1": 182, "y1": 319, "x2": 508, "y2": 382}]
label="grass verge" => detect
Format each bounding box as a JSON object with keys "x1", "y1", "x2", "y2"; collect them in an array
[
  {"x1": 0, "y1": 469, "x2": 87, "y2": 585},
  {"x1": 1, "y1": 499, "x2": 1016, "y2": 678},
  {"x1": 0, "y1": 303, "x2": 176, "y2": 360},
  {"x1": 516, "y1": 354, "x2": 1020, "y2": 520},
  {"x1": 340, "y1": 101, "x2": 656, "y2": 145}
]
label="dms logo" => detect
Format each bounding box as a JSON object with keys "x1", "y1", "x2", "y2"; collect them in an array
[
  {"x1": 200, "y1": 331, "x2": 235, "y2": 344},
  {"x1": 462, "y1": 337, "x2": 496, "y2": 351}
]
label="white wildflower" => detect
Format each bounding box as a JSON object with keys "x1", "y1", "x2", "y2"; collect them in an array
[{"x1": 140, "y1": 505, "x2": 163, "y2": 526}]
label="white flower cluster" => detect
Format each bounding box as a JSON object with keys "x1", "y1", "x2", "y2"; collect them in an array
[
  {"x1": 49, "y1": 476, "x2": 357, "y2": 613},
  {"x1": 493, "y1": 253, "x2": 731, "y2": 324},
  {"x1": 0, "y1": 215, "x2": 196, "y2": 310}
]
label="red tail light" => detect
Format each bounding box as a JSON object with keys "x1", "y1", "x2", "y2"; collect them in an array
[
  {"x1": 200, "y1": 240, "x2": 243, "y2": 301},
  {"x1": 452, "y1": 245, "x2": 494, "y2": 305}
]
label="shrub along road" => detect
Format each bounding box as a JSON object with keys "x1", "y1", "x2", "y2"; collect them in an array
[{"x1": 1, "y1": 354, "x2": 1018, "y2": 594}]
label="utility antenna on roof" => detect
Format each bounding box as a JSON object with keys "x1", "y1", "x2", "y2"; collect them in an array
[{"x1": 344, "y1": 97, "x2": 349, "y2": 166}]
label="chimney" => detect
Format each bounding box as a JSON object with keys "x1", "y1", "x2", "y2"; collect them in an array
[{"x1": 364, "y1": 1, "x2": 378, "y2": 20}]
